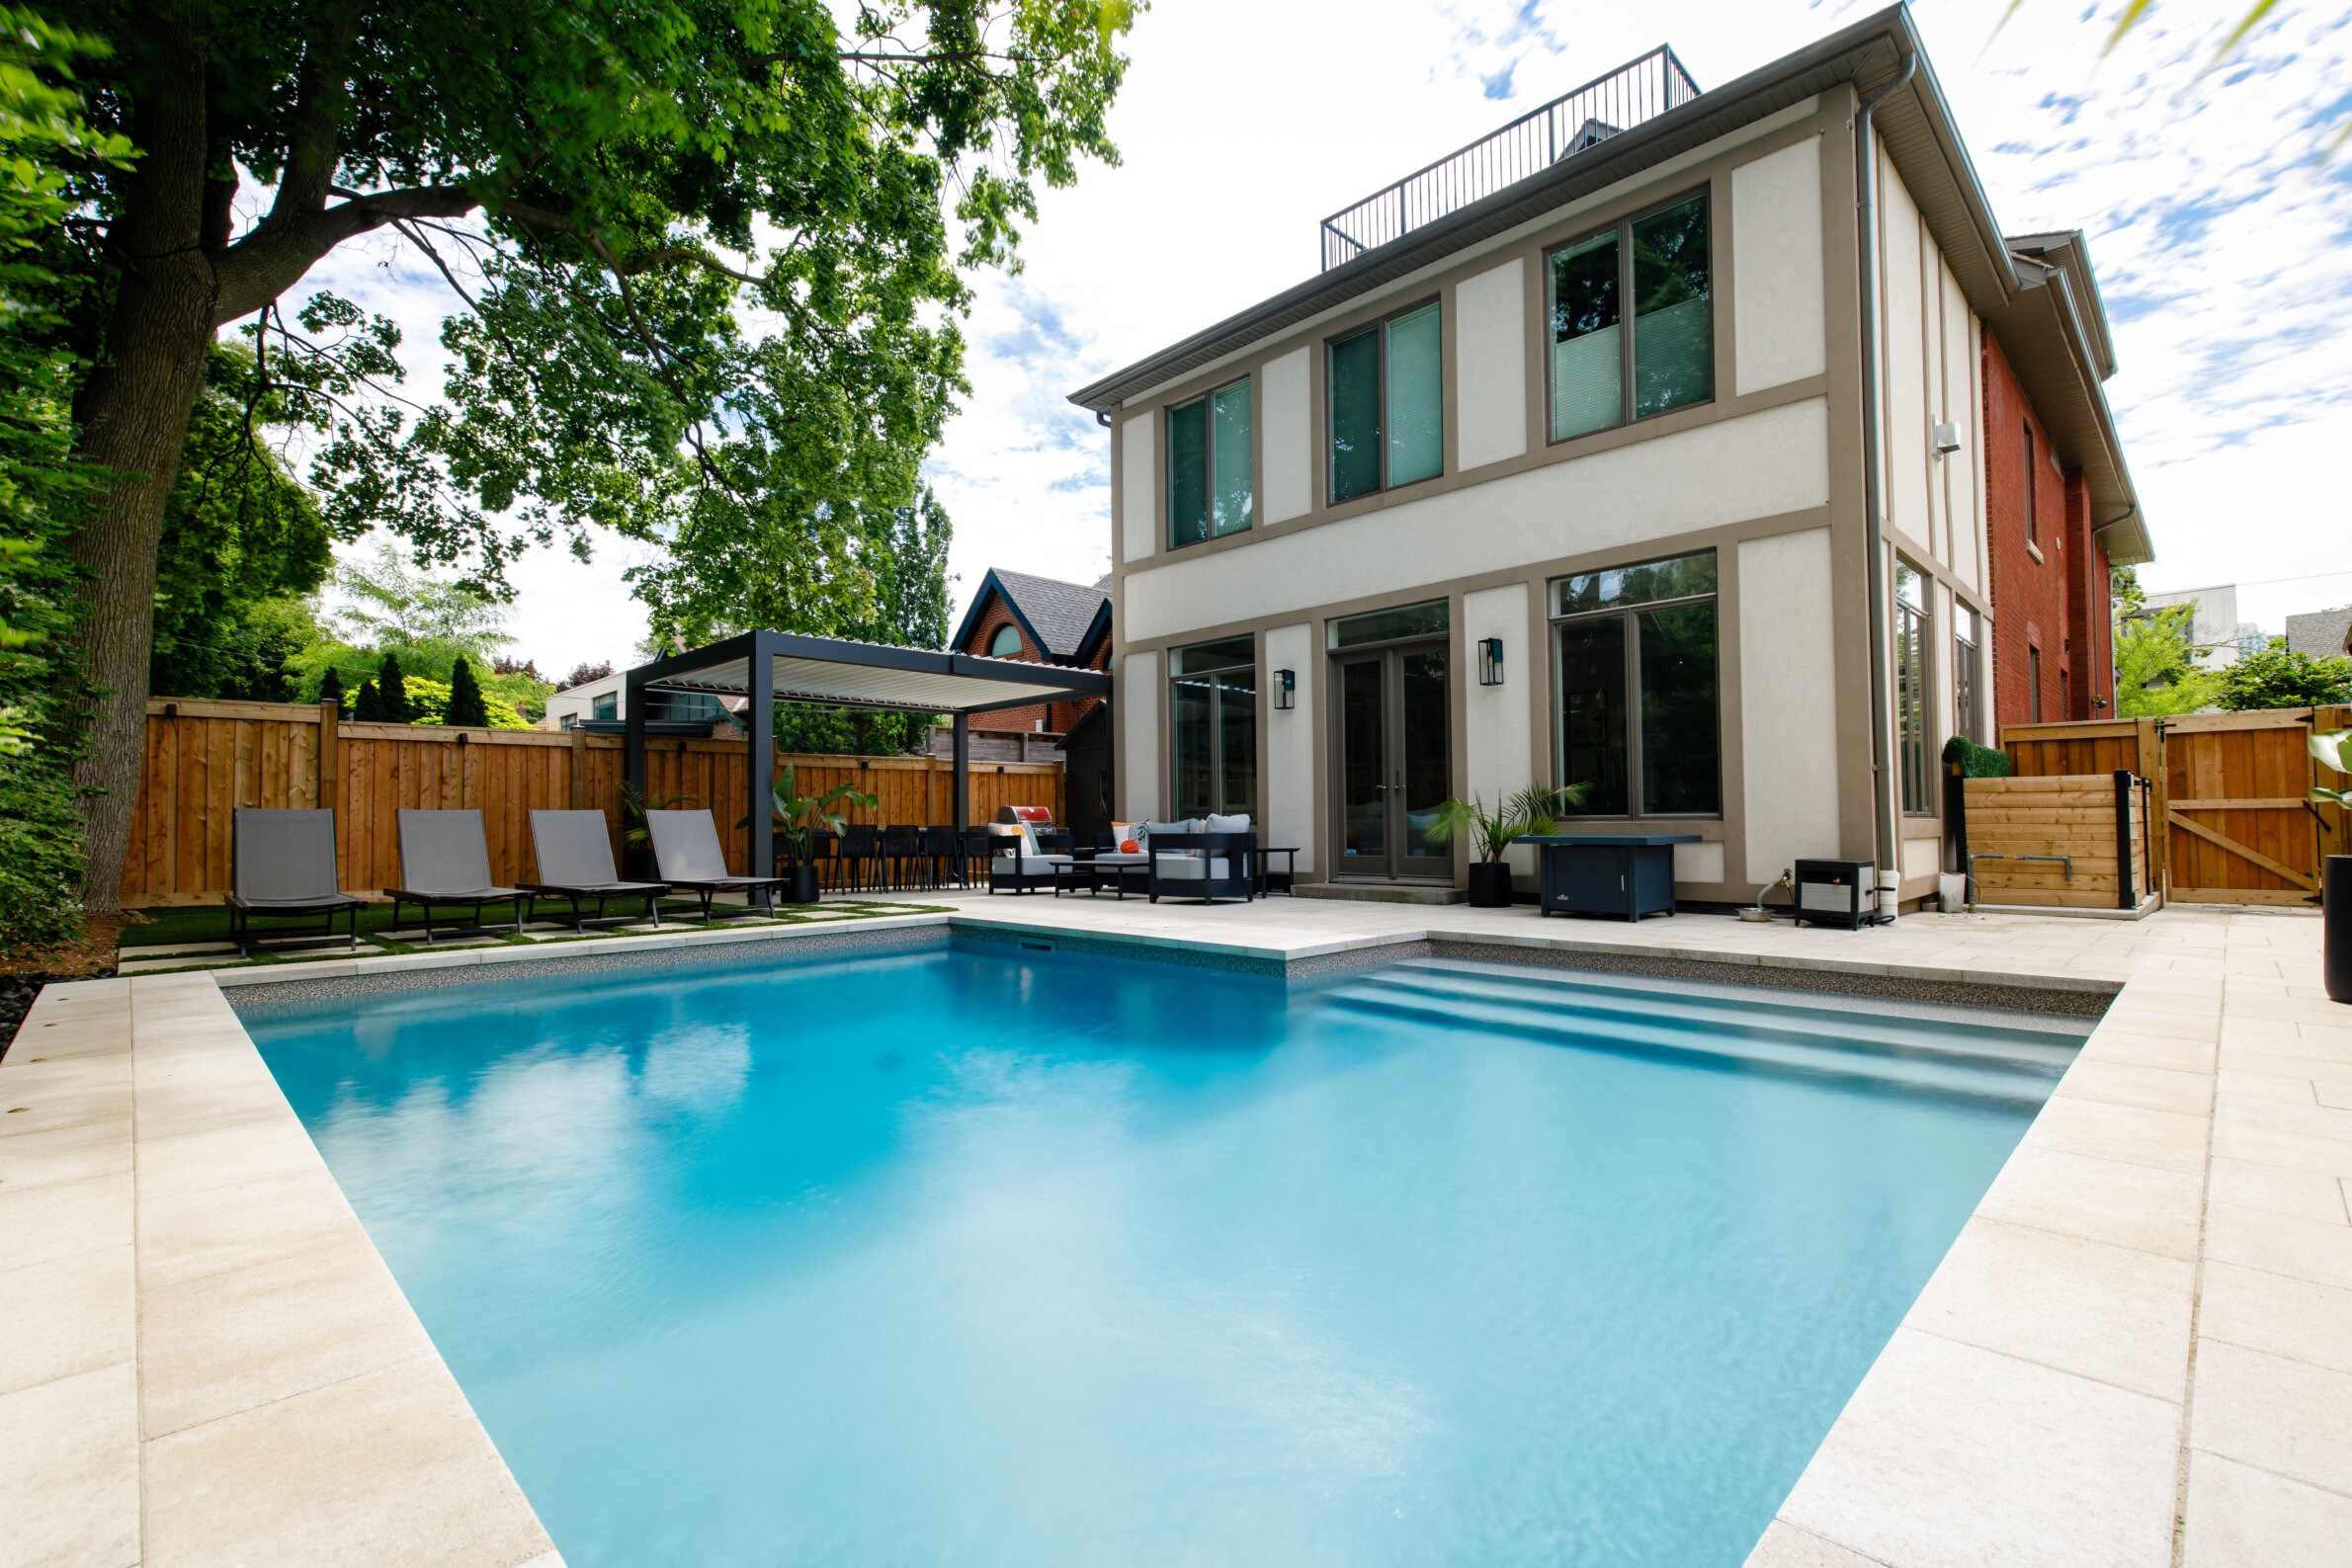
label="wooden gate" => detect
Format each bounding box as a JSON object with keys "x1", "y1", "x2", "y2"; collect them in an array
[{"x1": 2001, "y1": 706, "x2": 2350, "y2": 908}]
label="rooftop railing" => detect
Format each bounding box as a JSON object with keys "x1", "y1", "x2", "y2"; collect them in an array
[{"x1": 1318, "y1": 45, "x2": 1701, "y2": 272}]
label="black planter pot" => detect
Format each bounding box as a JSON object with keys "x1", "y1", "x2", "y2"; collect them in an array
[
  {"x1": 1466, "y1": 861, "x2": 1514, "y2": 909},
  {"x1": 785, "y1": 864, "x2": 822, "y2": 906},
  {"x1": 2327, "y1": 856, "x2": 2352, "y2": 1005}
]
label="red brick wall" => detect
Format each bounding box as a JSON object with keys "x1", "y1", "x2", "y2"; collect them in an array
[
  {"x1": 1982, "y1": 336, "x2": 2111, "y2": 725},
  {"x1": 958, "y1": 591, "x2": 1107, "y2": 734}
]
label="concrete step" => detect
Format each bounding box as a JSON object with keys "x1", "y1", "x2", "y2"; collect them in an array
[{"x1": 1293, "y1": 881, "x2": 1465, "y2": 906}]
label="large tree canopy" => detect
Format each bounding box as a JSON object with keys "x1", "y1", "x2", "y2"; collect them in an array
[{"x1": 51, "y1": 0, "x2": 1134, "y2": 908}]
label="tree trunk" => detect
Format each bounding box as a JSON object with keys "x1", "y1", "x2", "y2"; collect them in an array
[{"x1": 64, "y1": 16, "x2": 215, "y2": 914}]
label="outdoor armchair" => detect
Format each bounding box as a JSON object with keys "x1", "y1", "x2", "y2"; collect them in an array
[
  {"x1": 384, "y1": 809, "x2": 525, "y2": 944},
  {"x1": 521, "y1": 809, "x2": 671, "y2": 931},
  {"x1": 987, "y1": 821, "x2": 1070, "y2": 895},
  {"x1": 1144, "y1": 814, "x2": 1258, "y2": 905},
  {"x1": 226, "y1": 807, "x2": 367, "y2": 956},
  {"x1": 644, "y1": 809, "x2": 787, "y2": 922}
]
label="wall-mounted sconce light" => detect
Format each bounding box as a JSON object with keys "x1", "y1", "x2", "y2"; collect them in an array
[
  {"x1": 161, "y1": 701, "x2": 179, "y2": 719},
  {"x1": 1273, "y1": 669, "x2": 1296, "y2": 710},
  {"x1": 1932, "y1": 420, "x2": 1964, "y2": 457},
  {"x1": 1477, "y1": 637, "x2": 1505, "y2": 687}
]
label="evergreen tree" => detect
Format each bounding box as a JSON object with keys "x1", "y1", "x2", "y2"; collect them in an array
[
  {"x1": 446, "y1": 655, "x2": 490, "y2": 728},
  {"x1": 378, "y1": 653, "x2": 412, "y2": 724},
  {"x1": 316, "y1": 667, "x2": 345, "y2": 707},
  {"x1": 352, "y1": 679, "x2": 384, "y2": 723}
]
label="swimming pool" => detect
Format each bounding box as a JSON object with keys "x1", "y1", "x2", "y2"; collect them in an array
[{"x1": 241, "y1": 938, "x2": 2077, "y2": 1566}]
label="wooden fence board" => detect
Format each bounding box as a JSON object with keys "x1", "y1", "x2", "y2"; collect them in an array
[{"x1": 120, "y1": 698, "x2": 1065, "y2": 904}]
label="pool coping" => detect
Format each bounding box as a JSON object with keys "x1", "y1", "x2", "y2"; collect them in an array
[{"x1": 4, "y1": 902, "x2": 2342, "y2": 1565}]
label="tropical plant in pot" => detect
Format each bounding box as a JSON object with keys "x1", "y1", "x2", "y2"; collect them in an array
[
  {"x1": 2313, "y1": 728, "x2": 2352, "y2": 1003},
  {"x1": 1427, "y1": 784, "x2": 1593, "y2": 908},
  {"x1": 766, "y1": 767, "x2": 878, "y2": 904}
]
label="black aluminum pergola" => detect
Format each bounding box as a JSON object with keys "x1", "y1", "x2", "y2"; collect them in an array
[{"x1": 624, "y1": 630, "x2": 1114, "y2": 875}]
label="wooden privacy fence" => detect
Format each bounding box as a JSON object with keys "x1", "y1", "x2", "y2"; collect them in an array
[
  {"x1": 1963, "y1": 772, "x2": 2155, "y2": 911},
  {"x1": 124, "y1": 698, "x2": 1065, "y2": 906},
  {"x1": 1998, "y1": 706, "x2": 2351, "y2": 908}
]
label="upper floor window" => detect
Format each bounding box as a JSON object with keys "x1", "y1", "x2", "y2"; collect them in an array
[
  {"x1": 988, "y1": 623, "x2": 1024, "y2": 658},
  {"x1": 1328, "y1": 300, "x2": 1442, "y2": 504},
  {"x1": 591, "y1": 692, "x2": 617, "y2": 721},
  {"x1": 1895, "y1": 562, "x2": 1932, "y2": 815},
  {"x1": 1168, "y1": 378, "x2": 1252, "y2": 547},
  {"x1": 1549, "y1": 192, "x2": 1713, "y2": 443}
]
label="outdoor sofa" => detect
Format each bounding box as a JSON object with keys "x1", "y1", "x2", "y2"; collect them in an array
[
  {"x1": 384, "y1": 808, "x2": 525, "y2": 943},
  {"x1": 1140, "y1": 814, "x2": 1257, "y2": 905},
  {"x1": 226, "y1": 807, "x2": 368, "y2": 956},
  {"x1": 644, "y1": 809, "x2": 788, "y2": 922},
  {"x1": 521, "y1": 809, "x2": 671, "y2": 931}
]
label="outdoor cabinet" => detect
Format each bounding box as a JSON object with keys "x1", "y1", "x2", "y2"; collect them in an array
[{"x1": 1521, "y1": 835, "x2": 1698, "y2": 921}]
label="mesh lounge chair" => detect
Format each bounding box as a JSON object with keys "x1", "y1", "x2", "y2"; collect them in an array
[
  {"x1": 644, "y1": 809, "x2": 787, "y2": 922},
  {"x1": 226, "y1": 808, "x2": 366, "y2": 956},
  {"x1": 521, "y1": 809, "x2": 670, "y2": 931},
  {"x1": 384, "y1": 809, "x2": 525, "y2": 944}
]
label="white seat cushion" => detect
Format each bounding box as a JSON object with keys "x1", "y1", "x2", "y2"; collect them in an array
[
  {"x1": 992, "y1": 853, "x2": 1070, "y2": 874},
  {"x1": 1091, "y1": 852, "x2": 1147, "y2": 867},
  {"x1": 1206, "y1": 812, "x2": 1252, "y2": 836}
]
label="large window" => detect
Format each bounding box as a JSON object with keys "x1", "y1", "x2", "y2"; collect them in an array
[
  {"x1": 1168, "y1": 378, "x2": 1252, "y2": 547},
  {"x1": 1328, "y1": 301, "x2": 1442, "y2": 503},
  {"x1": 1550, "y1": 550, "x2": 1720, "y2": 816},
  {"x1": 1170, "y1": 635, "x2": 1257, "y2": 819},
  {"x1": 1549, "y1": 192, "x2": 1713, "y2": 443},
  {"x1": 1954, "y1": 602, "x2": 1980, "y2": 743},
  {"x1": 1895, "y1": 562, "x2": 1932, "y2": 815},
  {"x1": 2023, "y1": 423, "x2": 2038, "y2": 547}
]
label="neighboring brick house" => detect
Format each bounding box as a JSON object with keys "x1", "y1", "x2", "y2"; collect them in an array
[
  {"x1": 1982, "y1": 233, "x2": 2144, "y2": 727},
  {"x1": 951, "y1": 567, "x2": 1112, "y2": 734}
]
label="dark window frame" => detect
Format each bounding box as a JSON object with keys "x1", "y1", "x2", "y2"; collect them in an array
[
  {"x1": 1547, "y1": 549, "x2": 1722, "y2": 820},
  {"x1": 2029, "y1": 644, "x2": 2044, "y2": 722},
  {"x1": 1953, "y1": 601, "x2": 1981, "y2": 744},
  {"x1": 1324, "y1": 295, "x2": 1445, "y2": 505},
  {"x1": 1543, "y1": 186, "x2": 1717, "y2": 447},
  {"x1": 1894, "y1": 560, "x2": 1934, "y2": 817},
  {"x1": 2023, "y1": 422, "x2": 2039, "y2": 547},
  {"x1": 1167, "y1": 636, "x2": 1260, "y2": 821},
  {"x1": 1165, "y1": 374, "x2": 1254, "y2": 550}
]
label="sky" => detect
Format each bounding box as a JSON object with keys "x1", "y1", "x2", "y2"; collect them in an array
[{"x1": 307, "y1": 0, "x2": 2352, "y2": 674}]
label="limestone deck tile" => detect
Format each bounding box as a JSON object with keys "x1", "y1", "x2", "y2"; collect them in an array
[
  {"x1": 2209, "y1": 1120, "x2": 2352, "y2": 1179},
  {"x1": 2188, "y1": 1341, "x2": 2352, "y2": 1497},
  {"x1": 1973, "y1": 1145, "x2": 2206, "y2": 1261},
  {"x1": 136, "y1": 1164, "x2": 375, "y2": 1290},
  {"x1": 2206, "y1": 1156, "x2": 2351, "y2": 1225},
  {"x1": 0, "y1": 1361, "x2": 139, "y2": 1568},
  {"x1": 2196, "y1": 1260, "x2": 2352, "y2": 1376},
  {"x1": 1899, "y1": 1217, "x2": 2195, "y2": 1400},
  {"x1": 2086, "y1": 1031, "x2": 2219, "y2": 1073},
  {"x1": 2019, "y1": 1094, "x2": 2212, "y2": 1176},
  {"x1": 0, "y1": 1171, "x2": 132, "y2": 1271},
  {"x1": 2180, "y1": 1451, "x2": 2352, "y2": 1568},
  {"x1": 0, "y1": 1117, "x2": 130, "y2": 1195},
  {"x1": 2051, "y1": 1058, "x2": 2214, "y2": 1115},
  {"x1": 0, "y1": 1243, "x2": 132, "y2": 1399},
  {"x1": 2214, "y1": 1096, "x2": 2352, "y2": 1142},
  {"x1": 2215, "y1": 1067, "x2": 2317, "y2": 1104},
  {"x1": 1743, "y1": 1520, "x2": 1891, "y2": 1567},
  {"x1": 1773, "y1": 1327, "x2": 2180, "y2": 1568},
  {"x1": 134, "y1": 1114, "x2": 325, "y2": 1201},
  {"x1": 2204, "y1": 1201, "x2": 2352, "y2": 1291}
]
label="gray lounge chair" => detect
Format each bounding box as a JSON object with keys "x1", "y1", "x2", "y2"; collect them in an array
[
  {"x1": 384, "y1": 809, "x2": 525, "y2": 944},
  {"x1": 226, "y1": 808, "x2": 367, "y2": 956},
  {"x1": 520, "y1": 809, "x2": 670, "y2": 931},
  {"x1": 644, "y1": 809, "x2": 787, "y2": 922}
]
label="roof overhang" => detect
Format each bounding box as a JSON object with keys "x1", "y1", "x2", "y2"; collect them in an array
[{"x1": 626, "y1": 630, "x2": 1112, "y2": 717}]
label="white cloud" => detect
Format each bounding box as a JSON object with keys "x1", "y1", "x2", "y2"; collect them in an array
[{"x1": 280, "y1": 0, "x2": 2352, "y2": 669}]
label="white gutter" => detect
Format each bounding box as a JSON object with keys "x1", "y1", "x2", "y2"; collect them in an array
[{"x1": 1853, "y1": 47, "x2": 1918, "y2": 921}]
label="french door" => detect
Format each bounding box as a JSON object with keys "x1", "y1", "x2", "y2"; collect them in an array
[{"x1": 1333, "y1": 641, "x2": 1452, "y2": 880}]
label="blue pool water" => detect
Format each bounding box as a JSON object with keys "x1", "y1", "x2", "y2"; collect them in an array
[{"x1": 242, "y1": 939, "x2": 2072, "y2": 1567}]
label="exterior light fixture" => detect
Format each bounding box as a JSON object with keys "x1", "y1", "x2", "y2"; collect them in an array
[
  {"x1": 1477, "y1": 637, "x2": 1505, "y2": 687},
  {"x1": 1273, "y1": 669, "x2": 1296, "y2": 710},
  {"x1": 1932, "y1": 420, "x2": 1964, "y2": 456}
]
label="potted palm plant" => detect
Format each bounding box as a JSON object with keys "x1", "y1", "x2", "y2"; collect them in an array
[
  {"x1": 768, "y1": 767, "x2": 878, "y2": 905},
  {"x1": 2313, "y1": 727, "x2": 2351, "y2": 1003},
  {"x1": 1428, "y1": 784, "x2": 1592, "y2": 908}
]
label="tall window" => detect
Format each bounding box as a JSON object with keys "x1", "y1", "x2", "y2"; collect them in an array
[
  {"x1": 1328, "y1": 301, "x2": 1442, "y2": 503},
  {"x1": 1953, "y1": 603, "x2": 1980, "y2": 743},
  {"x1": 1550, "y1": 550, "x2": 1720, "y2": 816},
  {"x1": 2029, "y1": 645, "x2": 2044, "y2": 721},
  {"x1": 1170, "y1": 635, "x2": 1257, "y2": 819},
  {"x1": 1168, "y1": 378, "x2": 1252, "y2": 547},
  {"x1": 988, "y1": 623, "x2": 1023, "y2": 657},
  {"x1": 2022, "y1": 423, "x2": 2038, "y2": 546},
  {"x1": 1895, "y1": 562, "x2": 1931, "y2": 815},
  {"x1": 1549, "y1": 192, "x2": 1713, "y2": 443}
]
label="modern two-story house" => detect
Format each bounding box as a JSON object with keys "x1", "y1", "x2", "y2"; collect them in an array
[{"x1": 1068, "y1": 5, "x2": 2150, "y2": 913}]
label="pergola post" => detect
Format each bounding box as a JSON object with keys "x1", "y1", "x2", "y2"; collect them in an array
[
  {"x1": 623, "y1": 668, "x2": 647, "y2": 801},
  {"x1": 952, "y1": 712, "x2": 969, "y2": 831},
  {"x1": 747, "y1": 633, "x2": 774, "y2": 881}
]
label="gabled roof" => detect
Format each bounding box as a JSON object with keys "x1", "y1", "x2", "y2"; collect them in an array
[
  {"x1": 1067, "y1": 4, "x2": 2149, "y2": 567},
  {"x1": 952, "y1": 568, "x2": 1113, "y2": 664}
]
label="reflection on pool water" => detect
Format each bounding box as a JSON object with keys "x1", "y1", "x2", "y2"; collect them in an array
[{"x1": 242, "y1": 939, "x2": 2074, "y2": 1567}]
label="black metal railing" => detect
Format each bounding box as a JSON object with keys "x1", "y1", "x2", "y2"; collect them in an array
[{"x1": 1318, "y1": 46, "x2": 1701, "y2": 272}]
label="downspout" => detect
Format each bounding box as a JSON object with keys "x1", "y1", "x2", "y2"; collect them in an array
[{"x1": 1853, "y1": 45, "x2": 1917, "y2": 922}]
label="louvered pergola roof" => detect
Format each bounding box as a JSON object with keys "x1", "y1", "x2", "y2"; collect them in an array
[{"x1": 629, "y1": 629, "x2": 1110, "y2": 715}]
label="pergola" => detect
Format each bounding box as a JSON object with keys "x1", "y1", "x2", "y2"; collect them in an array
[{"x1": 624, "y1": 630, "x2": 1114, "y2": 874}]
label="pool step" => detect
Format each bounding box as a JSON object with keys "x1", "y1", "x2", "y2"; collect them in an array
[{"x1": 1316, "y1": 965, "x2": 2073, "y2": 1107}]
